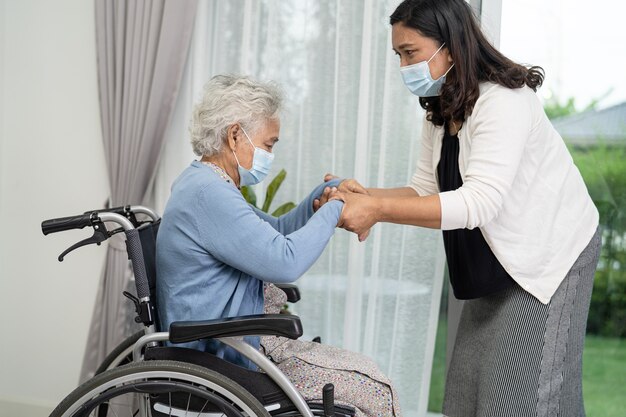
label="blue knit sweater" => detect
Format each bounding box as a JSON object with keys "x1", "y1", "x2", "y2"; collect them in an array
[{"x1": 156, "y1": 160, "x2": 342, "y2": 368}]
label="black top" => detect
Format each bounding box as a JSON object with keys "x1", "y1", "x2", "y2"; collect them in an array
[{"x1": 437, "y1": 125, "x2": 515, "y2": 299}]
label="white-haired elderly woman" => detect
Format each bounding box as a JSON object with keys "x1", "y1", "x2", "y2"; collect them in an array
[{"x1": 156, "y1": 75, "x2": 402, "y2": 417}]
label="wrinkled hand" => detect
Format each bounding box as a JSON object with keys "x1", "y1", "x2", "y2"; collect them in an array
[
  {"x1": 323, "y1": 173, "x2": 339, "y2": 182},
  {"x1": 314, "y1": 174, "x2": 368, "y2": 212},
  {"x1": 313, "y1": 186, "x2": 335, "y2": 212},
  {"x1": 330, "y1": 190, "x2": 379, "y2": 242},
  {"x1": 324, "y1": 173, "x2": 368, "y2": 195}
]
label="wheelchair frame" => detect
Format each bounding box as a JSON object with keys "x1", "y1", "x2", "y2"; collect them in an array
[{"x1": 42, "y1": 205, "x2": 344, "y2": 417}]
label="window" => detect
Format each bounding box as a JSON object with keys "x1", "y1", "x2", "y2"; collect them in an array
[{"x1": 155, "y1": 1, "x2": 446, "y2": 415}]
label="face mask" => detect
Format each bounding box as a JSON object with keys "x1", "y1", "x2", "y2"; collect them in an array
[
  {"x1": 232, "y1": 127, "x2": 274, "y2": 186},
  {"x1": 400, "y1": 43, "x2": 454, "y2": 97}
]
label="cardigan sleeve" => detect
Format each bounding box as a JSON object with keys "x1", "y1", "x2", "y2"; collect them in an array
[
  {"x1": 250, "y1": 178, "x2": 342, "y2": 235},
  {"x1": 194, "y1": 181, "x2": 343, "y2": 283},
  {"x1": 408, "y1": 117, "x2": 440, "y2": 196},
  {"x1": 439, "y1": 86, "x2": 534, "y2": 230}
]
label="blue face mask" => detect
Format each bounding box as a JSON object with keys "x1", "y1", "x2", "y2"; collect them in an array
[
  {"x1": 400, "y1": 43, "x2": 454, "y2": 97},
  {"x1": 232, "y1": 127, "x2": 274, "y2": 186}
]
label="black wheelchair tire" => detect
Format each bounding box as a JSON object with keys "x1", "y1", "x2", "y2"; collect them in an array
[
  {"x1": 94, "y1": 330, "x2": 145, "y2": 375},
  {"x1": 50, "y1": 360, "x2": 271, "y2": 417}
]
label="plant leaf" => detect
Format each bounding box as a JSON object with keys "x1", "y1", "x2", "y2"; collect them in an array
[
  {"x1": 262, "y1": 169, "x2": 287, "y2": 213},
  {"x1": 241, "y1": 186, "x2": 257, "y2": 208},
  {"x1": 272, "y1": 202, "x2": 296, "y2": 217}
]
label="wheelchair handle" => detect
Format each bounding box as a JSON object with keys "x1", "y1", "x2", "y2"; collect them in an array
[
  {"x1": 129, "y1": 205, "x2": 159, "y2": 221},
  {"x1": 85, "y1": 205, "x2": 160, "y2": 222},
  {"x1": 42, "y1": 210, "x2": 155, "y2": 325},
  {"x1": 41, "y1": 213, "x2": 95, "y2": 235}
]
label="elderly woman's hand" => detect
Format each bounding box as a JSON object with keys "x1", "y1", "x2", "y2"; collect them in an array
[
  {"x1": 314, "y1": 174, "x2": 369, "y2": 212},
  {"x1": 329, "y1": 189, "x2": 379, "y2": 242},
  {"x1": 313, "y1": 186, "x2": 335, "y2": 212},
  {"x1": 325, "y1": 173, "x2": 368, "y2": 195}
]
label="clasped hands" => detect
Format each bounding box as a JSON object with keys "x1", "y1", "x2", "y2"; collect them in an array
[{"x1": 313, "y1": 174, "x2": 379, "y2": 242}]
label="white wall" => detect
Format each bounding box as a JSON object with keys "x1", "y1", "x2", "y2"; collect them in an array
[{"x1": 0, "y1": 0, "x2": 107, "y2": 415}]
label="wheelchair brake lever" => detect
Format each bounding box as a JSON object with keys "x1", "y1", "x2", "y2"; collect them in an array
[{"x1": 58, "y1": 222, "x2": 109, "y2": 262}]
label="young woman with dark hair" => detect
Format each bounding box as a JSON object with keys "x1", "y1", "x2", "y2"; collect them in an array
[{"x1": 325, "y1": 0, "x2": 601, "y2": 415}]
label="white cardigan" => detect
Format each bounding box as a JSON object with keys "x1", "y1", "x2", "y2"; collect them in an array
[{"x1": 408, "y1": 82, "x2": 599, "y2": 304}]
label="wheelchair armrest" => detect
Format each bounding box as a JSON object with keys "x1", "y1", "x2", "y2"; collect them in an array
[
  {"x1": 169, "y1": 313, "x2": 303, "y2": 344},
  {"x1": 275, "y1": 283, "x2": 301, "y2": 303}
]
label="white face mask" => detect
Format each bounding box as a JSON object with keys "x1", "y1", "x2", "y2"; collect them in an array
[
  {"x1": 232, "y1": 127, "x2": 274, "y2": 186},
  {"x1": 400, "y1": 43, "x2": 454, "y2": 97}
]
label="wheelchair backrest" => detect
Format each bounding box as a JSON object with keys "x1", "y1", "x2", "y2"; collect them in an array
[{"x1": 137, "y1": 219, "x2": 161, "y2": 330}]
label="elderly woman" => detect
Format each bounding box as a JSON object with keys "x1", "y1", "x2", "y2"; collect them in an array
[{"x1": 156, "y1": 75, "x2": 401, "y2": 417}]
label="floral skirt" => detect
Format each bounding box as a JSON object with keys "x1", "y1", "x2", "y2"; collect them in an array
[{"x1": 261, "y1": 284, "x2": 402, "y2": 417}]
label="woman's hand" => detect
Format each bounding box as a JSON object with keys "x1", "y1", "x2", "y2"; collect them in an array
[
  {"x1": 330, "y1": 190, "x2": 380, "y2": 242},
  {"x1": 313, "y1": 174, "x2": 369, "y2": 212}
]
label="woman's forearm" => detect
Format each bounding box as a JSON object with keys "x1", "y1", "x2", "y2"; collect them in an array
[
  {"x1": 366, "y1": 186, "x2": 418, "y2": 198},
  {"x1": 333, "y1": 191, "x2": 442, "y2": 238},
  {"x1": 378, "y1": 194, "x2": 442, "y2": 229}
]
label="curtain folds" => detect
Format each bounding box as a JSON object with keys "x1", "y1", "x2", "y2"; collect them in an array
[{"x1": 80, "y1": 0, "x2": 198, "y2": 382}]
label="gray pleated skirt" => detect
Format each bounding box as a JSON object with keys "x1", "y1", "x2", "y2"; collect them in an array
[{"x1": 443, "y1": 228, "x2": 601, "y2": 417}]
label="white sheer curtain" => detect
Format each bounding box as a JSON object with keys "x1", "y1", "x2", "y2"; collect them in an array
[{"x1": 151, "y1": 1, "x2": 445, "y2": 415}]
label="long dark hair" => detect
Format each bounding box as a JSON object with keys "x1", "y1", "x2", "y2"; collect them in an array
[{"x1": 390, "y1": 0, "x2": 544, "y2": 126}]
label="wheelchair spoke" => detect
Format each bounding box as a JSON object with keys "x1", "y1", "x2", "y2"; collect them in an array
[
  {"x1": 185, "y1": 393, "x2": 191, "y2": 416},
  {"x1": 195, "y1": 399, "x2": 209, "y2": 417},
  {"x1": 53, "y1": 362, "x2": 268, "y2": 417}
]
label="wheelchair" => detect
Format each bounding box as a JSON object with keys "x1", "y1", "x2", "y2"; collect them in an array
[{"x1": 42, "y1": 206, "x2": 355, "y2": 417}]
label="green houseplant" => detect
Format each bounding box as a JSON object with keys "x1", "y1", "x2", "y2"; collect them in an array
[{"x1": 240, "y1": 168, "x2": 296, "y2": 216}]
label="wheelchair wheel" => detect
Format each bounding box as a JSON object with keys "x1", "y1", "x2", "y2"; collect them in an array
[
  {"x1": 94, "y1": 330, "x2": 144, "y2": 375},
  {"x1": 51, "y1": 360, "x2": 271, "y2": 417}
]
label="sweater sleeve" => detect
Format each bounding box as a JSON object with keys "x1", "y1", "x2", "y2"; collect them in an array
[
  {"x1": 408, "y1": 117, "x2": 440, "y2": 196},
  {"x1": 439, "y1": 87, "x2": 533, "y2": 230},
  {"x1": 195, "y1": 182, "x2": 343, "y2": 283},
  {"x1": 250, "y1": 178, "x2": 342, "y2": 235}
]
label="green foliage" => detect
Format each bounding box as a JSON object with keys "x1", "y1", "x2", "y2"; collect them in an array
[
  {"x1": 544, "y1": 96, "x2": 600, "y2": 120},
  {"x1": 241, "y1": 169, "x2": 296, "y2": 217},
  {"x1": 262, "y1": 169, "x2": 287, "y2": 212},
  {"x1": 570, "y1": 145, "x2": 626, "y2": 337},
  {"x1": 272, "y1": 202, "x2": 297, "y2": 217},
  {"x1": 545, "y1": 97, "x2": 578, "y2": 120},
  {"x1": 240, "y1": 185, "x2": 257, "y2": 208}
]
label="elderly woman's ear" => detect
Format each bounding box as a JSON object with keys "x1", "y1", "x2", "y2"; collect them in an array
[{"x1": 226, "y1": 124, "x2": 242, "y2": 151}]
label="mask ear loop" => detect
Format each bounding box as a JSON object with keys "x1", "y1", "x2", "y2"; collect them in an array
[
  {"x1": 232, "y1": 149, "x2": 242, "y2": 166},
  {"x1": 240, "y1": 126, "x2": 256, "y2": 148},
  {"x1": 429, "y1": 43, "x2": 455, "y2": 80},
  {"x1": 427, "y1": 42, "x2": 447, "y2": 63},
  {"x1": 442, "y1": 62, "x2": 455, "y2": 77},
  {"x1": 231, "y1": 125, "x2": 249, "y2": 167}
]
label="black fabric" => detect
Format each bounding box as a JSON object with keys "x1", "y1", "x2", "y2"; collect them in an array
[{"x1": 437, "y1": 125, "x2": 515, "y2": 299}]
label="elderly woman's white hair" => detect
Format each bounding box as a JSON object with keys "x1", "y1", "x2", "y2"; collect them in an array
[{"x1": 189, "y1": 75, "x2": 283, "y2": 157}]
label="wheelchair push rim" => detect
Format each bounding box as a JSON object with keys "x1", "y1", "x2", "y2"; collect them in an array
[{"x1": 50, "y1": 360, "x2": 271, "y2": 417}]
